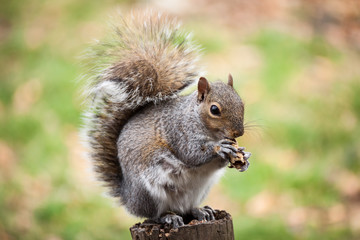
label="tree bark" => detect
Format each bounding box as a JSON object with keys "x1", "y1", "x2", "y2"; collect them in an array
[{"x1": 129, "y1": 210, "x2": 234, "y2": 240}]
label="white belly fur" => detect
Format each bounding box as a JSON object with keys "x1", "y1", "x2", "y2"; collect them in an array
[{"x1": 141, "y1": 159, "x2": 226, "y2": 217}]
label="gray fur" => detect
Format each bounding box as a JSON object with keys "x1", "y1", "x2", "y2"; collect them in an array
[
  {"x1": 82, "y1": 11, "x2": 246, "y2": 220},
  {"x1": 116, "y1": 87, "x2": 242, "y2": 218}
]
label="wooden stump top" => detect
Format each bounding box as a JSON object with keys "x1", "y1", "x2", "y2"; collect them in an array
[{"x1": 130, "y1": 210, "x2": 234, "y2": 240}]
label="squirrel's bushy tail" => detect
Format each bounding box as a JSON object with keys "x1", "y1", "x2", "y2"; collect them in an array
[{"x1": 81, "y1": 11, "x2": 200, "y2": 199}]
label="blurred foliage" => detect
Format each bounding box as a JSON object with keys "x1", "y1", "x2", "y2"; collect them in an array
[{"x1": 1, "y1": 0, "x2": 360, "y2": 240}]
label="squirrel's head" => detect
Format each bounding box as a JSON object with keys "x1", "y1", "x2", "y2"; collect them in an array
[{"x1": 197, "y1": 75, "x2": 245, "y2": 140}]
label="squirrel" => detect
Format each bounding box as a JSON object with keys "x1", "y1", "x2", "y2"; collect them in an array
[{"x1": 81, "y1": 11, "x2": 251, "y2": 228}]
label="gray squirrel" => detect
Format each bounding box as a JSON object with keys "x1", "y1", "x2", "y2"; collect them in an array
[{"x1": 82, "y1": 11, "x2": 251, "y2": 228}]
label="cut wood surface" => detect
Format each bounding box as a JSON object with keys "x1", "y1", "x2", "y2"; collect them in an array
[{"x1": 130, "y1": 210, "x2": 234, "y2": 240}]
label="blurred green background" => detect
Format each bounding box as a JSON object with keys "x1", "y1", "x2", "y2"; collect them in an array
[{"x1": 1, "y1": 0, "x2": 360, "y2": 239}]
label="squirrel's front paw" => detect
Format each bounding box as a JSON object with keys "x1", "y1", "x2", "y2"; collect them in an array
[{"x1": 214, "y1": 139, "x2": 238, "y2": 160}]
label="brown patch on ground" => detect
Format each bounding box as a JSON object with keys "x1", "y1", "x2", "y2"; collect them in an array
[
  {"x1": 12, "y1": 78, "x2": 42, "y2": 115},
  {"x1": 0, "y1": 140, "x2": 16, "y2": 179}
]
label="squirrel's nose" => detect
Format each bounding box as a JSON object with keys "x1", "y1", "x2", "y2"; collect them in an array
[{"x1": 233, "y1": 128, "x2": 244, "y2": 138}]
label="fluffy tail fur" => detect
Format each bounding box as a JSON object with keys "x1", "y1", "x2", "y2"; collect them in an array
[{"x1": 81, "y1": 11, "x2": 201, "y2": 198}]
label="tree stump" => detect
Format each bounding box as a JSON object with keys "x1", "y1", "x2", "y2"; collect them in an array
[{"x1": 129, "y1": 209, "x2": 234, "y2": 240}]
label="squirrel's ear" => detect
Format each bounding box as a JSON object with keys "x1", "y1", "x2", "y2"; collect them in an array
[
  {"x1": 228, "y1": 74, "x2": 233, "y2": 88},
  {"x1": 198, "y1": 77, "x2": 210, "y2": 102}
]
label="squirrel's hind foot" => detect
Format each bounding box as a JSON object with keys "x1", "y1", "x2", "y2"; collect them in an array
[
  {"x1": 190, "y1": 205, "x2": 216, "y2": 222},
  {"x1": 156, "y1": 213, "x2": 184, "y2": 229}
]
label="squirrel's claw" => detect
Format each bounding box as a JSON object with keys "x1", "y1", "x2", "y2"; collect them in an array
[
  {"x1": 242, "y1": 151, "x2": 251, "y2": 161},
  {"x1": 203, "y1": 205, "x2": 216, "y2": 220},
  {"x1": 239, "y1": 159, "x2": 250, "y2": 172},
  {"x1": 157, "y1": 213, "x2": 184, "y2": 228},
  {"x1": 237, "y1": 146, "x2": 245, "y2": 151},
  {"x1": 191, "y1": 206, "x2": 215, "y2": 221}
]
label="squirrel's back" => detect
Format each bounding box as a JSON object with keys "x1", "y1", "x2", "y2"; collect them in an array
[{"x1": 81, "y1": 11, "x2": 201, "y2": 200}]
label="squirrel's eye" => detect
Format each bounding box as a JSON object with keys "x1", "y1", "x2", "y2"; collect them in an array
[{"x1": 210, "y1": 105, "x2": 221, "y2": 116}]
